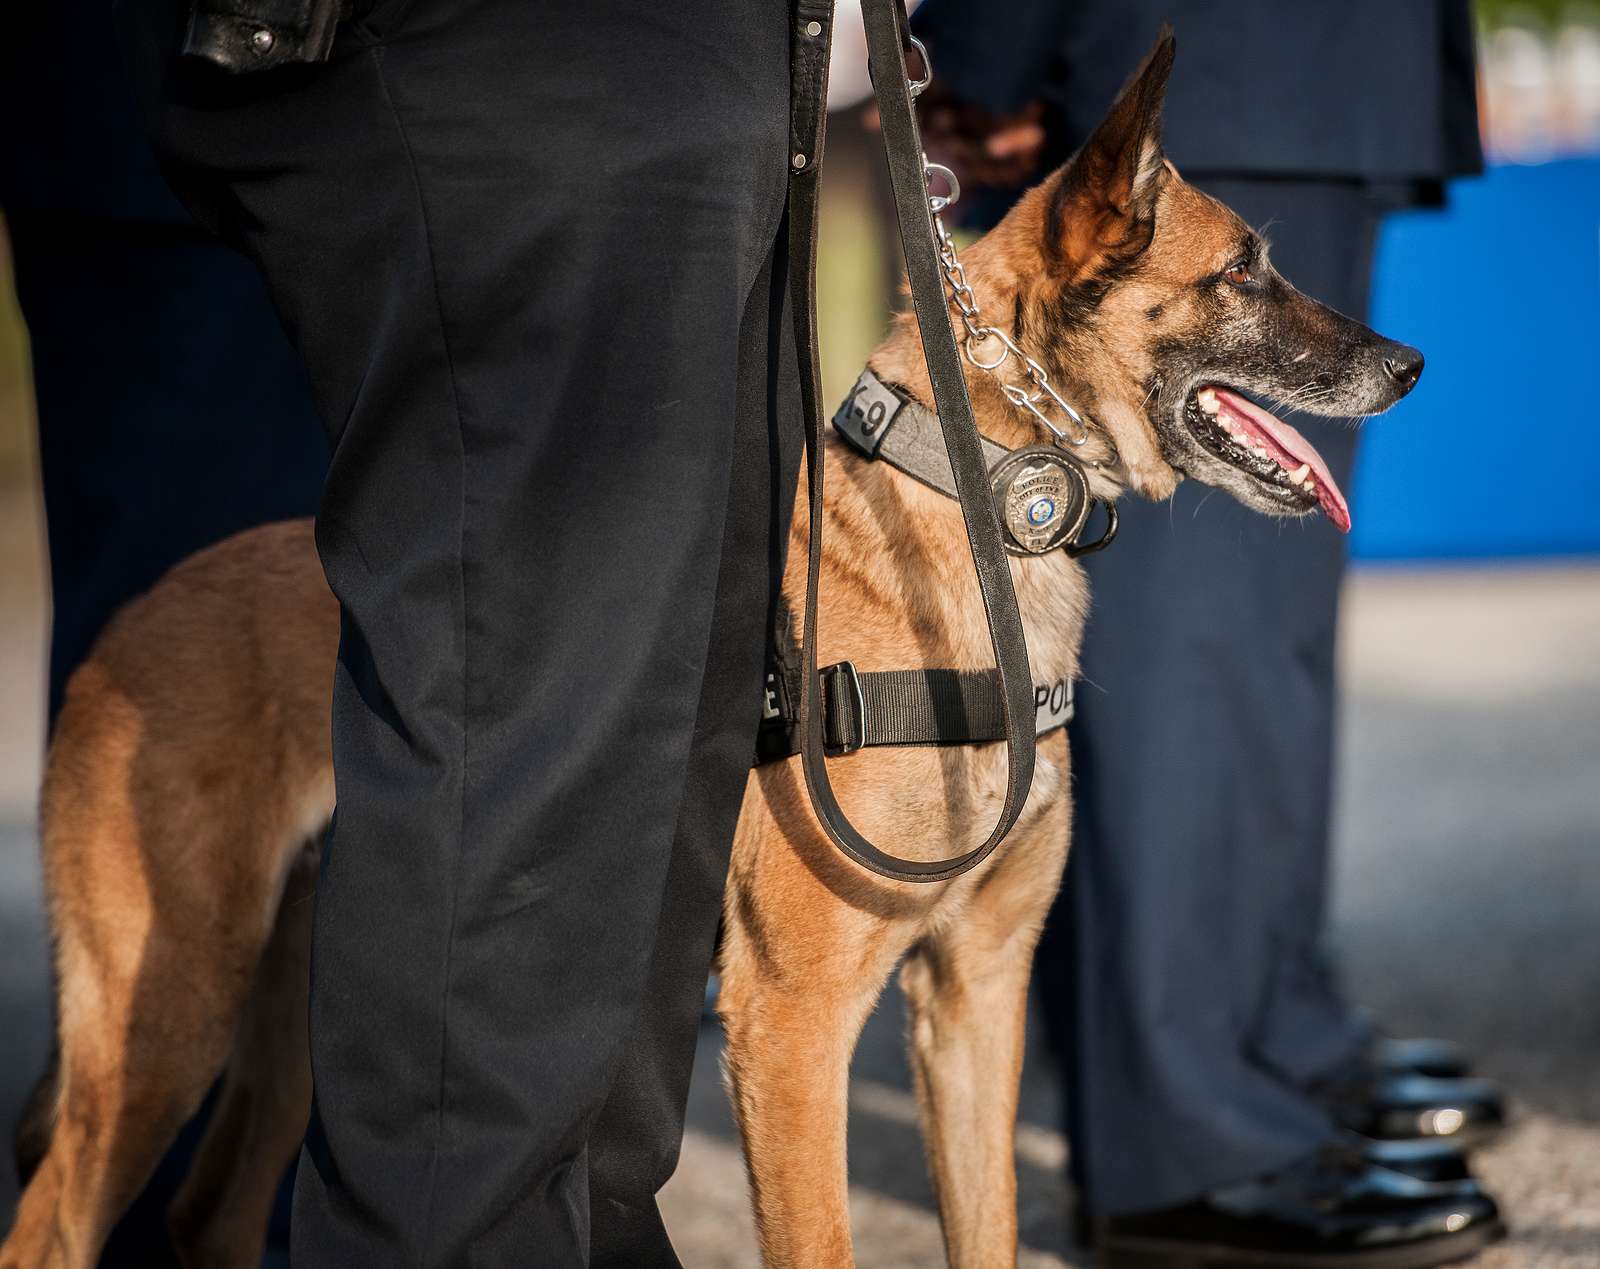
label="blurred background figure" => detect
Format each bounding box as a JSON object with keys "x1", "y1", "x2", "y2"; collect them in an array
[
  {"x1": 2, "y1": 2, "x2": 1598, "y2": 1267},
  {"x1": 0, "y1": 0, "x2": 325, "y2": 1260},
  {"x1": 0, "y1": 3, "x2": 327, "y2": 725},
  {"x1": 904, "y1": 2, "x2": 1515, "y2": 1265}
]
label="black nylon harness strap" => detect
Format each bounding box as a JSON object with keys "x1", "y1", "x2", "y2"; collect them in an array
[
  {"x1": 751, "y1": 604, "x2": 1075, "y2": 766},
  {"x1": 824, "y1": 665, "x2": 1008, "y2": 753},
  {"x1": 788, "y1": 0, "x2": 1037, "y2": 883}
]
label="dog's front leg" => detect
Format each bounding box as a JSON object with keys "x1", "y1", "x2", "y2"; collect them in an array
[
  {"x1": 900, "y1": 788, "x2": 1069, "y2": 1269},
  {"x1": 721, "y1": 977, "x2": 855, "y2": 1265},
  {"x1": 717, "y1": 810, "x2": 914, "y2": 1268},
  {"x1": 720, "y1": 939, "x2": 907, "y2": 1267}
]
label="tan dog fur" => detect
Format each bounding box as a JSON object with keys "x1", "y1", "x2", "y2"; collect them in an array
[{"x1": 4, "y1": 34, "x2": 1418, "y2": 1268}]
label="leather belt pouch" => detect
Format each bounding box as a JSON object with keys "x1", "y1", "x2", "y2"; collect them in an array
[{"x1": 181, "y1": 0, "x2": 347, "y2": 72}]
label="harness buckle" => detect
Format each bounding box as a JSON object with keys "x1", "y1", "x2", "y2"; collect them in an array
[{"x1": 820, "y1": 660, "x2": 867, "y2": 756}]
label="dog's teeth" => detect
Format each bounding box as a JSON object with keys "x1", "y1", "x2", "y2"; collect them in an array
[
  {"x1": 1288, "y1": 463, "x2": 1311, "y2": 486},
  {"x1": 1198, "y1": 388, "x2": 1219, "y2": 413}
]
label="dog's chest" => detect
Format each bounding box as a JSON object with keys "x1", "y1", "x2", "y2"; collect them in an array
[
  {"x1": 775, "y1": 464, "x2": 1090, "y2": 868},
  {"x1": 795, "y1": 450, "x2": 1091, "y2": 688},
  {"x1": 1011, "y1": 550, "x2": 1089, "y2": 691}
]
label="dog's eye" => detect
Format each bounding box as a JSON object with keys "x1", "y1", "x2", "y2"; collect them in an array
[{"x1": 1223, "y1": 261, "x2": 1253, "y2": 286}]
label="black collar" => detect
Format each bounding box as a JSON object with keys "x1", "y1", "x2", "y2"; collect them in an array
[{"x1": 833, "y1": 368, "x2": 1118, "y2": 559}]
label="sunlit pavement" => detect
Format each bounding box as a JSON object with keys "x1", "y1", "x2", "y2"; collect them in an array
[{"x1": 1, "y1": 477, "x2": 1596, "y2": 1264}]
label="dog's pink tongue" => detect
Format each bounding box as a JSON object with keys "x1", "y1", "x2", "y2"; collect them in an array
[{"x1": 1213, "y1": 389, "x2": 1351, "y2": 534}]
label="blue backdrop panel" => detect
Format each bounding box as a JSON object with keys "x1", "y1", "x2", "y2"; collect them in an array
[{"x1": 1351, "y1": 159, "x2": 1600, "y2": 560}]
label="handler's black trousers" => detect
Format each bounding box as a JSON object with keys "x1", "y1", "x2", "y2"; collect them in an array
[
  {"x1": 123, "y1": 1, "x2": 798, "y2": 1261},
  {"x1": 1035, "y1": 178, "x2": 1384, "y2": 1216}
]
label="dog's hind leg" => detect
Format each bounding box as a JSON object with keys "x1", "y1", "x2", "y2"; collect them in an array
[
  {"x1": 11, "y1": 1050, "x2": 59, "y2": 1191},
  {"x1": 166, "y1": 839, "x2": 318, "y2": 1269},
  {"x1": 2, "y1": 690, "x2": 320, "y2": 1269},
  {"x1": 2, "y1": 857, "x2": 284, "y2": 1269},
  {"x1": 900, "y1": 784, "x2": 1070, "y2": 1269},
  {"x1": 2, "y1": 905, "x2": 241, "y2": 1266}
]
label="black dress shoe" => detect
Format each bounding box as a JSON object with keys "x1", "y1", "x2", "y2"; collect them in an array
[
  {"x1": 1370, "y1": 1037, "x2": 1473, "y2": 1081},
  {"x1": 1070, "y1": 1139, "x2": 1472, "y2": 1249},
  {"x1": 1359, "y1": 1137, "x2": 1472, "y2": 1184},
  {"x1": 1094, "y1": 1145, "x2": 1505, "y2": 1268},
  {"x1": 1322, "y1": 1072, "x2": 1506, "y2": 1144}
]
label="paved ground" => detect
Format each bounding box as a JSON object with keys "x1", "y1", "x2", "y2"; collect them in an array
[
  {"x1": 1, "y1": 477, "x2": 1597, "y2": 1264},
  {"x1": 656, "y1": 563, "x2": 1600, "y2": 1267}
]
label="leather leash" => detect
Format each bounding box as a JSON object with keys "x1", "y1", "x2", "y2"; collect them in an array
[{"x1": 788, "y1": 0, "x2": 1037, "y2": 882}]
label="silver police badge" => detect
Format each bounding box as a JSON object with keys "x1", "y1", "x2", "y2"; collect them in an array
[{"x1": 989, "y1": 445, "x2": 1092, "y2": 555}]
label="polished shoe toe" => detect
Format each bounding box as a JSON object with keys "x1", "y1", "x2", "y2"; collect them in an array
[
  {"x1": 1095, "y1": 1145, "x2": 1506, "y2": 1267},
  {"x1": 1359, "y1": 1136, "x2": 1473, "y2": 1183},
  {"x1": 1331, "y1": 1073, "x2": 1506, "y2": 1143},
  {"x1": 1073, "y1": 1138, "x2": 1478, "y2": 1251},
  {"x1": 1371, "y1": 1036, "x2": 1473, "y2": 1081}
]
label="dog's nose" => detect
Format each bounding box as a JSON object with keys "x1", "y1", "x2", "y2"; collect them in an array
[{"x1": 1381, "y1": 343, "x2": 1424, "y2": 393}]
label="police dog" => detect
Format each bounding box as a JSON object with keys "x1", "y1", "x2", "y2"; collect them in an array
[{"x1": 4, "y1": 34, "x2": 1425, "y2": 1269}]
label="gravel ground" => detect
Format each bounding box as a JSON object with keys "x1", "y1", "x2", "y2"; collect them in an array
[{"x1": 1, "y1": 475, "x2": 1596, "y2": 1265}]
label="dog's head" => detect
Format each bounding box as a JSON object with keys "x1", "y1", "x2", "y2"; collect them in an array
[{"x1": 980, "y1": 29, "x2": 1421, "y2": 532}]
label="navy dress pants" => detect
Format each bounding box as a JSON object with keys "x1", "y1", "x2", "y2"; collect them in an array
[
  {"x1": 13, "y1": 220, "x2": 328, "y2": 728},
  {"x1": 1034, "y1": 177, "x2": 1385, "y2": 1215},
  {"x1": 121, "y1": 0, "x2": 799, "y2": 1262}
]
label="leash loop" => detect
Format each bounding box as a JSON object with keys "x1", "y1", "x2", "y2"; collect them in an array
[{"x1": 788, "y1": 0, "x2": 1039, "y2": 883}]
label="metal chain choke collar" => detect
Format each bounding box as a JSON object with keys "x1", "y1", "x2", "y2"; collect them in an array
[{"x1": 909, "y1": 42, "x2": 1117, "y2": 471}]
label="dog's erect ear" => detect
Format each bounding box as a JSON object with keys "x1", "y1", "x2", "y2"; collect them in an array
[{"x1": 1047, "y1": 27, "x2": 1175, "y2": 279}]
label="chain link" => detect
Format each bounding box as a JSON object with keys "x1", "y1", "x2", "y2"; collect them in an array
[
  {"x1": 929, "y1": 190, "x2": 1092, "y2": 449},
  {"x1": 908, "y1": 36, "x2": 1100, "y2": 455}
]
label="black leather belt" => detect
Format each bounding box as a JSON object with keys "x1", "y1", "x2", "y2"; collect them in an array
[{"x1": 787, "y1": 0, "x2": 1038, "y2": 883}]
